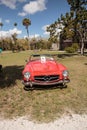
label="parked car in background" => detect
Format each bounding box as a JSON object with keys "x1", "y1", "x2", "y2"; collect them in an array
[{"x1": 22, "y1": 54, "x2": 70, "y2": 90}]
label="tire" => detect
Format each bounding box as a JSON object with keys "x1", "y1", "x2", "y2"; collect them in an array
[
  {"x1": 24, "y1": 86, "x2": 30, "y2": 91},
  {"x1": 24, "y1": 85, "x2": 34, "y2": 91},
  {"x1": 60, "y1": 83, "x2": 67, "y2": 89}
]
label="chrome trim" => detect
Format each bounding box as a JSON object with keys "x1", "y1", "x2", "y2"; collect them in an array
[{"x1": 22, "y1": 79, "x2": 70, "y2": 86}]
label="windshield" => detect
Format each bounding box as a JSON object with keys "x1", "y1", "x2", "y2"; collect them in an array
[{"x1": 30, "y1": 54, "x2": 54, "y2": 62}]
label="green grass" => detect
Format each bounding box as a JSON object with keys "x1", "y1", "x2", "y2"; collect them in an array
[{"x1": 0, "y1": 50, "x2": 87, "y2": 122}]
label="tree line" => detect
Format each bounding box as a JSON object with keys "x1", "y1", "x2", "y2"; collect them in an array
[
  {"x1": 0, "y1": 18, "x2": 51, "y2": 52},
  {"x1": 0, "y1": 0, "x2": 87, "y2": 55}
]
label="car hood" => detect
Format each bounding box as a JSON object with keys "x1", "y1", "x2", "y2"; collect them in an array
[{"x1": 28, "y1": 60, "x2": 60, "y2": 75}]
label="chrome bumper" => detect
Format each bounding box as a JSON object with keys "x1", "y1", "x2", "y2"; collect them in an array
[{"x1": 22, "y1": 79, "x2": 70, "y2": 86}]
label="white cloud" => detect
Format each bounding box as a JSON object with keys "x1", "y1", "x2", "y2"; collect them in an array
[
  {"x1": 9, "y1": 28, "x2": 22, "y2": 35},
  {"x1": 0, "y1": 28, "x2": 22, "y2": 38},
  {"x1": 30, "y1": 34, "x2": 40, "y2": 38},
  {"x1": 19, "y1": 0, "x2": 47, "y2": 16},
  {"x1": 5, "y1": 19, "x2": 10, "y2": 24},
  {"x1": 0, "y1": 0, "x2": 17, "y2": 9},
  {"x1": 42, "y1": 25, "x2": 50, "y2": 35},
  {"x1": 0, "y1": 18, "x2": 10, "y2": 25},
  {"x1": 18, "y1": 12, "x2": 26, "y2": 17},
  {"x1": 0, "y1": 0, "x2": 26, "y2": 9},
  {"x1": 24, "y1": 34, "x2": 40, "y2": 39}
]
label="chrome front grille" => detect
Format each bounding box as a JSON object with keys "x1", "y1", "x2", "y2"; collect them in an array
[{"x1": 34, "y1": 75, "x2": 59, "y2": 82}]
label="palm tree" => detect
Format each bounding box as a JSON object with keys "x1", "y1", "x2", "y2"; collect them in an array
[
  {"x1": 13, "y1": 22, "x2": 18, "y2": 41},
  {"x1": 22, "y1": 18, "x2": 31, "y2": 49},
  {"x1": 0, "y1": 22, "x2": 3, "y2": 38},
  {"x1": 0, "y1": 22, "x2": 3, "y2": 30},
  {"x1": 0, "y1": 22, "x2": 3, "y2": 49},
  {"x1": 11, "y1": 22, "x2": 18, "y2": 52},
  {"x1": 14, "y1": 22, "x2": 17, "y2": 27}
]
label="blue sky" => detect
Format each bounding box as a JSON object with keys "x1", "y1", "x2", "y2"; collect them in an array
[{"x1": 0, "y1": 0, "x2": 70, "y2": 39}]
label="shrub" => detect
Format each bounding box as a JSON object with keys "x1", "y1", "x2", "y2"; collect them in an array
[
  {"x1": 72, "y1": 43, "x2": 79, "y2": 51},
  {"x1": 65, "y1": 46, "x2": 75, "y2": 53},
  {"x1": 65, "y1": 43, "x2": 79, "y2": 53}
]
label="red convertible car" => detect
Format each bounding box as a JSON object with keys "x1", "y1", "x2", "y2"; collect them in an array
[{"x1": 22, "y1": 54, "x2": 70, "y2": 90}]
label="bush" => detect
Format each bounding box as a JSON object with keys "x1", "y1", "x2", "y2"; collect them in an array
[
  {"x1": 65, "y1": 43, "x2": 79, "y2": 53},
  {"x1": 65, "y1": 47, "x2": 75, "y2": 53},
  {"x1": 72, "y1": 43, "x2": 79, "y2": 51}
]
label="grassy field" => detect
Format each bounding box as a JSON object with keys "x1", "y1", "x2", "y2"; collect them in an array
[{"x1": 0, "y1": 50, "x2": 87, "y2": 122}]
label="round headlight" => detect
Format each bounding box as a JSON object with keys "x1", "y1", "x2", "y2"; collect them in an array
[
  {"x1": 24, "y1": 72, "x2": 30, "y2": 79},
  {"x1": 62, "y1": 70, "x2": 69, "y2": 77}
]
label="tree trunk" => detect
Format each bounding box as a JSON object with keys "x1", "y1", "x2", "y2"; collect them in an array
[
  {"x1": 80, "y1": 38, "x2": 84, "y2": 55},
  {"x1": 27, "y1": 28, "x2": 30, "y2": 50}
]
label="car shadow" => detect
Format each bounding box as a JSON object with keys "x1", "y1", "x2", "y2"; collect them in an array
[
  {"x1": 24, "y1": 84, "x2": 67, "y2": 91},
  {"x1": 57, "y1": 53, "x2": 77, "y2": 58},
  {"x1": 0, "y1": 65, "x2": 24, "y2": 88}
]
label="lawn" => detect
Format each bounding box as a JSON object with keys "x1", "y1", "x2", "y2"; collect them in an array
[{"x1": 0, "y1": 50, "x2": 87, "y2": 122}]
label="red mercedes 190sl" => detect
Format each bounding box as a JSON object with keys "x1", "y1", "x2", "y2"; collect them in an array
[{"x1": 22, "y1": 54, "x2": 70, "y2": 90}]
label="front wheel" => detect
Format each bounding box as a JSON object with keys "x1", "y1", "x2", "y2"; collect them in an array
[
  {"x1": 63, "y1": 83, "x2": 67, "y2": 88},
  {"x1": 24, "y1": 86, "x2": 30, "y2": 91},
  {"x1": 60, "y1": 83, "x2": 67, "y2": 89},
  {"x1": 24, "y1": 85, "x2": 34, "y2": 91}
]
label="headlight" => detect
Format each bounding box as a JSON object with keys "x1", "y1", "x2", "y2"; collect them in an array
[
  {"x1": 24, "y1": 72, "x2": 30, "y2": 79},
  {"x1": 62, "y1": 70, "x2": 69, "y2": 77}
]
